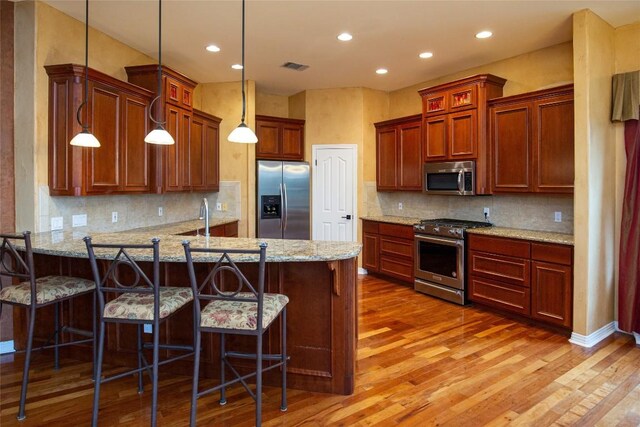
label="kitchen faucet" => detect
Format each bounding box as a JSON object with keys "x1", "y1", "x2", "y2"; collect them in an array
[{"x1": 199, "y1": 198, "x2": 210, "y2": 237}]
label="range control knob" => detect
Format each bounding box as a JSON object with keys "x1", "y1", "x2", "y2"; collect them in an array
[
  {"x1": 433, "y1": 227, "x2": 440, "y2": 233},
  {"x1": 448, "y1": 229, "x2": 456, "y2": 235}
]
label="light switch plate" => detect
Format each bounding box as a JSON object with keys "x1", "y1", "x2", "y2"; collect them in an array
[
  {"x1": 72, "y1": 214, "x2": 87, "y2": 227},
  {"x1": 112, "y1": 212, "x2": 118, "y2": 223},
  {"x1": 158, "y1": 207, "x2": 163, "y2": 217},
  {"x1": 51, "y1": 217, "x2": 63, "y2": 231},
  {"x1": 554, "y1": 211, "x2": 562, "y2": 222},
  {"x1": 216, "y1": 202, "x2": 222, "y2": 211}
]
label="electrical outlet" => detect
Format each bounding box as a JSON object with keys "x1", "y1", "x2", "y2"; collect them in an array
[
  {"x1": 398, "y1": 202, "x2": 403, "y2": 210},
  {"x1": 216, "y1": 202, "x2": 222, "y2": 211},
  {"x1": 72, "y1": 214, "x2": 87, "y2": 227},
  {"x1": 143, "y1": 324, "x2": 152, "y2": 334},
  {"x1": 51, "y1": 217, "x2": 63, "y2": 231},
  {"x1": 554, "y1": 211, "x2": 562, "y2": 222},
  {"x1": 111, "y1": 212, "x2": 118, "y2": 223},
  {"x1": 158, "y1": 207, "x2": 163, "y2": 217},
  {"x1": 483, "y1": 207, "x2": 490, "y2": 217}
]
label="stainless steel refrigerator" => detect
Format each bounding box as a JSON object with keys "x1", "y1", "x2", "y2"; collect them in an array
[{"x1": 256, "y1": 160, "x2": 310, "y2": 239}]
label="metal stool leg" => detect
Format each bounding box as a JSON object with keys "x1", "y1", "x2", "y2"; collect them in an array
[
  {"x1": 137, "y1": 324, "x2": 144, "y2": 394},
  {"x1": 17, "y1": 305, "x2": 37, "y2": 421},
  {"x1": 219, "y1": 333, "x2": 226, "y2": 405},
  {"x1": 151, "y1": 321, "x2": 159, "y2": 427},
  {"x1": 190, "y1": 329, "x2": 202, "y2": 427},
  {"x1": 256, "y1": 333, "x2": 263, "y2": 427},
  {"x1": 280, "y1": 307, "x2": 287, "y2": 411},
  {"x1": 91, "y1": 319, "x2": 105, "y2": 427},
  {"x1": 54, "y1": 302, "x2": 60, "y2": 370},
  {"x1": 92, "y1": 293, "x2": 97, "y2": 381}
]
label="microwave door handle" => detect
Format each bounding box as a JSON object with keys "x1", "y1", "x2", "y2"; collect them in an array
[{"x1": 457, "y1": 170, "x2": 464, "y2": 194}]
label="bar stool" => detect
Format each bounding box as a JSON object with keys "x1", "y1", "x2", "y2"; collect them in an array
[
  {"x1": 0, "y1": 231, "x2": 96, "y2": 421},
  {"x1": 84, "y1": 236, "x2": 194, "y2": 427},
  {"x1": 182, "y1": 241, "x2": 288, "y2": 427}
]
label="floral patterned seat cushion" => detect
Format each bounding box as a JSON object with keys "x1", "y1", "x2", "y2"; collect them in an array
[
  {"x1": 0, "y1": 276, "x2": 95, "y2": 306},
  {"x1": 200, "y1": 292, "x2": 289, "y2": 330},
  {"x1": 103, "y1": 287, "x2": 193, "y2": 321}
]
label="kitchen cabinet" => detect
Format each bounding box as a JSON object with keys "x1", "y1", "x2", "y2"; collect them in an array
[
  {"x1": 46, "y1": 64, "x2": 154, "y2": 196},
  {"x1": 126, "y1": 65, "x2": 220, "y2": 193},
  {"x1": 489, "y1": 85, "x2": 574, "y2": 194},
  {"x1": 419, "y1": 74, "x2": 506, "y2": 195},
  {"x1": 362, "y1": 220, "x2": 414, "y2": 284},
  {"x1": 255, "y1": 115, "x2": 305, "y2": 160},
  {"x1": 468, "y1": 234, "x2": 573, "y2": 329},
  {"x1": 177, "y1": 220, "x2": 238, "y2": 237},
  {"x1": 374, "y1": 115, "x2": 422, "y2": 191}
]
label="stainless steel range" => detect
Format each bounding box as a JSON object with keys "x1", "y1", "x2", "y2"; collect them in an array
[{"x1": 414, "y1": 218, "x2": 492, "y2": 305}]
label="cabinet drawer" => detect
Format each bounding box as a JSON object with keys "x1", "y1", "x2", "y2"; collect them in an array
[
  {"x1": 380, "y1": 237, "x2": 413, "y2": 259},
  {"x1": 379, "y1": 223, "x2": 414, "y2": 240},
  {"x1": 469, "y1": 276, "x2": 531, "y2": 316},
  {"x1": 469, "y1": 250, "x2": 530, "y2": 287},
  {"x1": 531, "y1": 243, "x2": 572, "y2": 266},
  {"x1": 380, "y1": 256, "x2": 414, "y2": 283},
  {"x1": 362, "y1": 220, "x2": 379, "y2": 234},
  {"x1": 468, "y1": 234, "x2": 530, "y2": 258}
]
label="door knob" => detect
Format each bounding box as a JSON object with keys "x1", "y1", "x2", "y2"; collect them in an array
[{"x1": 341, "y1": 215, "x2": 352, "y2": 220}]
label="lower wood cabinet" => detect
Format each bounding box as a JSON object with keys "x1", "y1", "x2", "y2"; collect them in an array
[
  {"x1": 362, "y1": 220, "x2": 414, "y2": 284},
  {"x1": 178, "y1": 220, "x2": 238, "y2": 237},
  {"x1": 468, "y1": 234, "x2": 573, "y2": 329}
]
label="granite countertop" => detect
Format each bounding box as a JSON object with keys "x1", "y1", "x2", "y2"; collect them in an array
[
  {"x1": 466, "y1": 227, "x2": 573, "y2": 245},
  {"x1": 22, "y1": 219, "x2": 361, "y2": 263},
  {"x1": 361, "y1": 216, "x2": 421, "y2": 226}
]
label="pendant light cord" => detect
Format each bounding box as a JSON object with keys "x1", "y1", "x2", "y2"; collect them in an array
[
  {"x1": 240, "y1": 0, "x2": 246, "y2": 124},
  {"x1": 149, "y1": 0, "x2": 165, "y2": 126},
  {"x1": 76, "y1": 0, "x2": 90, "y2": 130}
]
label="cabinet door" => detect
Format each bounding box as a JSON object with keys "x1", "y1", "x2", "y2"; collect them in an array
[
  {"x1": 189, "y1": 114, "x2": 206, "y2": 190},
  {"x1": 281, "y1": 123, "x2": 304, "y2": 160},
  {"x1": 256, "y1": 120, "x2": 281, "y2": 158},
  {"x1": 121, "y1": 93, "x2": 150, "y2": 192},
  {"x1": 448, "y1": 109, "x2": 477, "y2": 159},
  {"x1": 531, "y1": 261, "x2": 572, "y2": 327},
  {"x1": 164, "y1": 106, "x2": 182, "y2": 192},
  {"x1": 376, "y1": 126, "x2": 398, "y2": 190},
  {"x1": 449, "y1": 85, "x2": 477, "y2": 112},
  {"x1": 491, "y1": 102, "x2": 531, "y2": 192},
  {"x1": 424, "y1": 116, "x2": 447, "y2": 161},
  {"x1": 398, "y1": 121, "x2": 422, "y2": 190},
  {"x1": 362, "y1": 233, "x2": 379, "y2": 273},
  {"x1": 204, "y1": 118, "x2": 220, "y2": 191},
  {"x1": 532, "y1": 95, "x2": 574, "y2": 193},
  {"x1": 87, "y1": 81, "x2": 120, "y2": 193}
]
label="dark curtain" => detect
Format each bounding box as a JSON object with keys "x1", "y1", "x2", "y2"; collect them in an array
[{"x1": 618, "y1": 119, "x2": 640, "y2": 334}]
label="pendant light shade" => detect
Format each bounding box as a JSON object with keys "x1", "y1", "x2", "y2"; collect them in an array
[
  {"x1": 71, "y1": 0, "x2": 100, "y2": 148},
  {"x1": 228, "y1": 0, "x2": 258, "y2": 144},
  {"x1": 145, "y1": 0, "x2": 175, "y2": 145}
]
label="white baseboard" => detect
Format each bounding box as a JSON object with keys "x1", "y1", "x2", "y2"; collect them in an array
[
  {"x1": 0, "y1": 340, "x2": 15, "y2": 354},
  {"x1": 569, "y1": 322, "x2": 616, "y2": 348},
  {"x1": 358, "y1": 267, "x2": 368, "y2": 275}
]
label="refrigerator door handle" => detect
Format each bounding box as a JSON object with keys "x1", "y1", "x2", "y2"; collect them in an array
[
  {"x1": 279, "y1": 183, "x2": 285, "y2": 230},
  {"x1": 282, "y1": 183, "x2": 288, "y2": 231}
]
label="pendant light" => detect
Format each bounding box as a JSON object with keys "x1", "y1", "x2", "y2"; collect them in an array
[
  {"x1": 69, "y1": 0, "x2": 100, "y2": 147},
  {"x1": 144, "y1": 0, "x2": 175, "y2": 145},
  {"x1": 228, "y1": 0, "x2": 258, "y2": 144}
]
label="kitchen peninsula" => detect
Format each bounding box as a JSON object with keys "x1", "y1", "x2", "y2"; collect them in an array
[{"x1": 14, "y1": 220, "x2": 361, "y2": 395}]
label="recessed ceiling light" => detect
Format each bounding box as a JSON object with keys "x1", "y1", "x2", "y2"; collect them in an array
[
  {"x1": 231, "y1": 64, "x2": 243, "y2": 70},
  {"x1": 376, "y1": 68, "x2": 388, "y2": 75},
  {"x1": 205, "y1": 44, "x2": 221, "y2": 52},
  {"x1": 475, "y1": 30, "x2": 493, "y2": 39},
  {"x1": 337, "y1": 32, "x2": 353, "y2": 42},
  {"x1": 419, "y1": 51, "x2": 434, "y2": 59}
]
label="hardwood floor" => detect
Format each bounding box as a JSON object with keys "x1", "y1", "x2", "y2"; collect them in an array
[{"x1": 1, "y1": 275, "x2": 639, "y2": 426}]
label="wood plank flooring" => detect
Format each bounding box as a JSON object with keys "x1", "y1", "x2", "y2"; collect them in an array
[{"x1": 1, "y1": 275, "x2": 639, "y2": 426}]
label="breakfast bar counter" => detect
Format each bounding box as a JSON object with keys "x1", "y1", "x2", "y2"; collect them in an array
[{"x1": 13, "y1": 221, "x2": 362, "y2": 395}]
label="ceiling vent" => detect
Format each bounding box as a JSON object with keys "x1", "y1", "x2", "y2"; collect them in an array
[{"x1": 281, "y1": 62, "x2": 309, "y2": 71}]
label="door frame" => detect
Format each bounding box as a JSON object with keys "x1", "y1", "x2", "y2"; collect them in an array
[{"x1": 311, "y1": 144, "x2": 358, "y2": 242}]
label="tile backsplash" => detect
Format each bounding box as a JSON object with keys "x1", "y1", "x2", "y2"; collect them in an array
[
  {"x1": 364, "y1": 182, "x2": 573, "y2": 234},
  {"x1": 37, "y1": 181, "x2": 241, "y2": 233}
]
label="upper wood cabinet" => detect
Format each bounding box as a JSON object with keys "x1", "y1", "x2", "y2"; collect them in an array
[
  {"x1": 374, "y1": 114, "x2": 422, "y2": 191},
  {"x1": 126, "y1": 65, "x2": 221, "y2": 193},
  {"x1": 419, "y1": 74, "x2": 506, "y2": 195},
  {"x1": 46, "y1": 64, "x2": 154, "y2": 196},
  {"x1": 489, "y1": 85, "x2": 574, "y2": 194},
  {"x1": 255, "y1": 115, "x2": 305, "y2": 160}
]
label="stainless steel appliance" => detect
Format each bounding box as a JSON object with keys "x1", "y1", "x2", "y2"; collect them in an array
[
  {"x1": 424, "y1": 161, "x2": 475, "y2": 195},
  {"x1": 256, "y1": 160, "x2": 310, "y2": 239},
  {"x1": 414, "y1": 218, "x2": 492, "y2": 305}
]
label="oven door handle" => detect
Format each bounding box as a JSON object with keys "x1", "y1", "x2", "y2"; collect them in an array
[
  {"x1": 457, "y1": 170, "x2": 464, "y2": 194},
  {"x1": 416, "y1": 235, "x2": 463, "y2": 247}
]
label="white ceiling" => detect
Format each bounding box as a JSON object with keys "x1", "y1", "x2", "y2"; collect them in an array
[{"x1": 43, "y1": 0, "x2": 640, "y2": 95}]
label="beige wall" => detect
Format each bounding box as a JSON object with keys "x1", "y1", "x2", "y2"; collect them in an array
[
  {"x1": 572, "y1": 10, "x2": 617, "y2": 336},
  {"x1": 388, "y1": 42, "x2": 574, "y2": 119},
  {"x1": 255, "y1": 91, "x2": 289, "y2": 117},
  {"x1": 288, "y1": 91, "x2": 306, "y2": 120}
]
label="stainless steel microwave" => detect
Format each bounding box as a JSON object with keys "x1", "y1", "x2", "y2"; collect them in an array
[{"x1": 424, "y1": 161, "x2": 475, "y2": 195}]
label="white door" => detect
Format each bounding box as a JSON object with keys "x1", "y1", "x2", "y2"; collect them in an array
[{"x1": 312, "y1": 145, "x2": 357, "y2": 241}]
